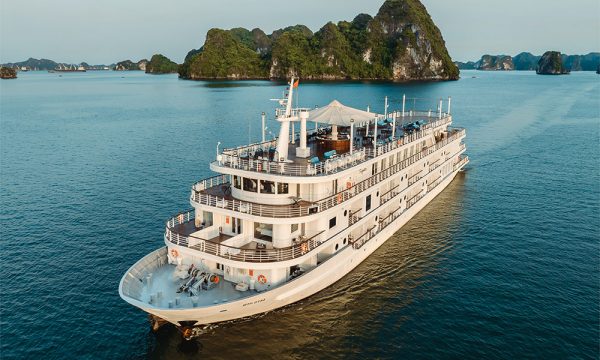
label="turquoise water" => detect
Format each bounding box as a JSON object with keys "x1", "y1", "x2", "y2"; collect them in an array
[{"x1": 0, "y1": 71, "x2": 598, "y2": 359}]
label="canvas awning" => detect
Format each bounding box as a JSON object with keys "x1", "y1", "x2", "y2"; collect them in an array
[{"x1": 308, "y1": 100, "x2": 379, "y2": 126}]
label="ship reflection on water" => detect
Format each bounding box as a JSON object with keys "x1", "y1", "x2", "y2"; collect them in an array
[{"x1": 145, "y1": 172, "x2": 468, "y2": 359}]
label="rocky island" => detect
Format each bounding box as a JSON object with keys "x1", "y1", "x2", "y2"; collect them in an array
[
  {"x1": 456, "y1": 52, "x2": 599, "y2": 72},
  {"x1": 114, "y1": 59, "x2": 148, "y2": 71},
  {"x1": 145, "y1": 54, "x2": 178, "y2": 74},
  {"x1": 0, "y1": 66, "x2": 17, "y2": 79},
  {"x1": 476, "y1": 55, "x2": 514, "y2": 70},
  {"x1": 536, "y1": 51, "x2": 570, "y2": 75},
  {"x1": 179, "y1": 0, "x2": 459, "y2": 81}
]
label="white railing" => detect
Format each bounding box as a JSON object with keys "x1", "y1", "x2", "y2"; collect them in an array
[
  {"x1": 216, "y1": 114, "x2": 453, "y2": 177},
  {"x1": 192, "y1": 130, "x2": 466, "y2": 219}
]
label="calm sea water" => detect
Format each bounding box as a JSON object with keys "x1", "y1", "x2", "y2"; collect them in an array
[{"x1": 1, "y1": 71, "x2": 598, "y2": 359}]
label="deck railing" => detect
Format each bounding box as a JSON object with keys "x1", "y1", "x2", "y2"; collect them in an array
[
  {"x1": 215, "y1": 114, "x2": 453, "y2": 177},
  {"x1": 174, "y1": 148, "x2": 467, "y2": 262},
  {"x1": 192, "y1": 129, "x2": 465, "y2": 218},
  {"x1": 165, "y1": 212, "x2": 325, "y2": 263}
]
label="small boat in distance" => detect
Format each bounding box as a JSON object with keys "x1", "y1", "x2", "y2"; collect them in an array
[{"x1": 119, "y1": 78, "x2": 469, "y2": 339}]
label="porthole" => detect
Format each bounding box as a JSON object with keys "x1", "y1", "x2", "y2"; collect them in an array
[
  {"x1": 375, "y1": 216, "x2": 378, "y2": 221},
  {"x1": 404, "y1": 195, "x2": 407, "y2": 200},
  {"x1": 335, "y1": 244, "x2": 339, "y2": 251},
  {"x1": 376, "y1": 191, "x2": 379, "y2": 197},
  {"x1": 425, "y1": 180, "x2": 428, "y2": 184},
  {"x1": 343, "y1": 238, "x2": 347, "y2": 245},
  {"x1": 344, "y1": 210, "x2": 348, "y2": 217}
]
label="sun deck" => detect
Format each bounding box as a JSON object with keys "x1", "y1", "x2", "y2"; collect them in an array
[{"x1": 216, "y1": 112, "x2": 452, "y2": 176}]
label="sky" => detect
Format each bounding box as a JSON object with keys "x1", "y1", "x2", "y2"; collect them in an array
[{"x1": 1, "y1": 0, "x2": 598, "y2": 64}]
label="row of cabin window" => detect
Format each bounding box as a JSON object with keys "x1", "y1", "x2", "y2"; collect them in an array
[{"x1": 233, "y1": 176, "x2": 289, "y2": 194}]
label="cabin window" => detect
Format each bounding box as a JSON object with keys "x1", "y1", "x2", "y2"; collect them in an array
[
  {"x1": 366, "y1": 195, "x2": 372, "y2": 211},
  {"x1": 233, "y1": 176, "x2": 241, "y2": 189},
  {"x1": 371, "y1": 163, "x2": 378, "y2": 175},
  {"x1": 260, "y1": 180, "x2": 275, "y2": 194},
  {"x1": 381, "y1": 158, "x2": 386, "y2": 170},
  {"x1": 335, "y1": 244, "x2": 339, "y2": 251},
  {"x1": 397, "y1": 152, "x2": 401, "y2": 164},
  {"x1": 243, "y1": 178, "x2": 258, "y2": 192},
  {"x1": 329, "y1": 217, "x2": 337, "y2": 229},
  {"x1": 277, "y1": 182, "x2": 289, "y2": 194},
  {"x1": 291, "y1": 223, "x2": 299, "y2": 233}
]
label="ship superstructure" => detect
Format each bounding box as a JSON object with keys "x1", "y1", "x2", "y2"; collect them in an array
[{"x1": 119, "y1": 78, "x2": 468, "y2": 337}]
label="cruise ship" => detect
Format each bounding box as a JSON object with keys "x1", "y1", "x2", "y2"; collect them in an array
[{"x1": 119, "y1": 78, "x2": 468, "y2": 338}]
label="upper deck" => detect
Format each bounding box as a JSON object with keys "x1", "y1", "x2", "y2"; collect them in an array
[{"x1": 213, "y1": 111, "x2": 452, "y2": 177}]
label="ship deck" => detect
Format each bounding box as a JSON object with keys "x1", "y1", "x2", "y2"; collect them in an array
[{"x1": 141, "y1": 263, "x2": 257, "y2": 309}]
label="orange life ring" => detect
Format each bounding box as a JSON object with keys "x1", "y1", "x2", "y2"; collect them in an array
[
  {"x1": 346, "y1": 181, "x2": 352, "y2": 189},
  {"x1": 170, "y1": 248, "x2": 179, "y2": 258},
  {"x1": 337, "y1": 193, "x2": 342, "y2": 203},
  {"x1": 210, "y1": 275, "x2": 219, "y2": 284},
  {"x1": 257, "y1": 274, "x2": 267, "y2": 284},
  {"x1": 178, "y1": 213, "x2": 184, "y2": 223}
]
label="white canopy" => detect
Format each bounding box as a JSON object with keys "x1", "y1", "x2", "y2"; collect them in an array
[{"x1": 308, "y1": 100, "x2": 379, "y2": 126}]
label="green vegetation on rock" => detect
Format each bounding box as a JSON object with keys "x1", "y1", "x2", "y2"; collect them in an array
[
  {"x1": 179, "y1": 0, "x2": 458, "y2": 81},
  {"x1": 181, "y1": 28, "x2": 268, "y2": 79},
  {"x1": 537, "y1": 51, "x2": 569, "y2": 75},
  {"x1": 146, "y1": 54, "x2": 178, "y2": 74}
]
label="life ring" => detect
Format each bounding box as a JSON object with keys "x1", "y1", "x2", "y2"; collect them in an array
[
  {"x1": 300, "y1": 242, "x2": 308, "y2": 254},
  {"x1": 337, "y1": 193, "x2": 342, "y2": 203},
  {"x1": 210, "y1": 274, "x2": 219, "y2": 284},
  {"x1": 346, "y1": 181, "x2": 352, "y2": 189},
  {"x1": 170, "y1": 248, "x2": 179, "y2": 258},
  {"x1": 178, "y1": 213, "x2": 184, "y2": 223},
  {"x1": 257, "y1": 275, "x2": 267, "y2": 284}
]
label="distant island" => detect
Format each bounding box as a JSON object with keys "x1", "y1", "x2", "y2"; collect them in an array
[
  {"x1": 178, "y1": 0, "x2": 459, "y2": 82},
  {"x1": 456, "y1": 52, "x2": 600, "y2": 72},
  {"x1": 145, "y1": 54, "x2": 178, "y2": 74},
  {"x1": 536, "y1": 51, "x2": 570, "y2": 75},
  {"x1": 0, "y1": 66, "x2": 17, "y2": 79}
]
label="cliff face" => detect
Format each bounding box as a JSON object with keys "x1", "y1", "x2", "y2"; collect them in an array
[
  {"x1": 145, "y1": 54, "x2": 178, "y2": 74},
  {"x1": 114, "y1": 59, "x2": 147, "y2": 71},
  {"x1": 476, "y1": 55, "x2": 514, "y2": 70},
  {"x1": 0, "y1": 67, "x2": 17, "y2": 79},
  {"x1": 179, "y1": 0, "x2": 458, "y2": 81},
  {"x1": 537, "y1": 51, "x2": 569, "y2": 75}
]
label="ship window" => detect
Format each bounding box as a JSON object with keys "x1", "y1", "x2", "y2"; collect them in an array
[
  {"x1": 344, "y1": 210, "x2": 347, "y2": 217},
  {"x1": 343, "y1": 237, "x2": 347, "y2": 245},
  {"x1": 277, "y1": 182, "x2": 289, "y2": 194},
  {"x1": 365, "y1": 195, "x2": 371, "y2": 211},
  {"x1": 260, "y1": 180, "x2": 275, "y2": 194},
  {"x1": 233, "y1": 176, "x2": 241, "y2": 189},
  {"x1": 291, "y1": 223, "x2": 299, "y2": 233},
  {"x1": 335, "y1": 244, "x2": 339, "y2": 251},
  {"x1": 243, "y1": 178, "x2": 258, "y2": 192},
  {"x1": 371, "y1": 163, "x2": 378, "y2": 175},
  {"x1": 329, "y1": 217, "x2": 336, "y2": 229}
]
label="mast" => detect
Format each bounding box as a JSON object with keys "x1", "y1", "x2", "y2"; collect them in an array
[{"x1": 275, "y1": 77, "x2": 296, "y2": 162}]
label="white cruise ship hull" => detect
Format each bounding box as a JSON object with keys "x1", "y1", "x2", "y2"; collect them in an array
[{"x1": 121, "y1": 166, "x2": 463, "y2": 326}]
